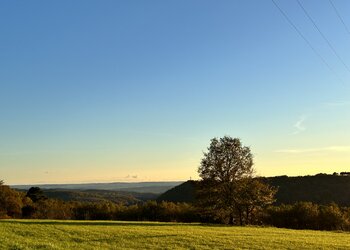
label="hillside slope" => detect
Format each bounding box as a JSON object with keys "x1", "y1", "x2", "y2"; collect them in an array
[
  {"x1": 262, "y1": 174, "x2": 350, "y2": 206},
  {"x1": 12, "y1": 182, "x2": 183, "y2": 194},
  {"x1": 158, "y1": 175, "x2": 350, "y2": 206},
  {"x1": 43, "y1": 189, "x2": 158, "y2": 204},
  {"x1": 1, "y1": 220, "x2": 349, "y2": 249},
  {"x1": 157, "y1": 181, "x2": 197, "y2": 202}
]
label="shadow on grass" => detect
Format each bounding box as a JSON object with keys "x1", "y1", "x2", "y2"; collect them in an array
[
  {"x1": 0, "y1": 220, "x2": 228, "y2": 228},
  {"x1": 0, "y1": 220, "x2": 192, "y2": 227}
]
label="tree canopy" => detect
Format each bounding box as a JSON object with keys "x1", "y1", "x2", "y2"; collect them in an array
[
  {"x1": 26, "y1": 187, "x2": 47, "y2": 203},
  {"x1": 198, "y1": 137, "x2": 253, "y2": 182},
  {"x1": 197, "y1": 136, "x2": 276, "y2": 225}
]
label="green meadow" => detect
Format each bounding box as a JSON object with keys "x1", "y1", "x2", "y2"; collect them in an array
[{"x1": 0, "y1": 220, "x2": 349, "y2": 249}]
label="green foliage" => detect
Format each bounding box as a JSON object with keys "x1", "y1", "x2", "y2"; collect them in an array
[
  {"x1": 72, "y1": 200, "x2": 198, "y2": 222},
  {"x1": 0, "y1": 220, "x2": 349, "y2": 249},
  {"x1": 31, "y1": 199, "x2": 73, "y2": 220},
  {"x1": 73, "y1": 202, "x2": 116, "y2": 220},
  {"x1": 263, "y1": 202, "x2": 350, "y2": 231}
]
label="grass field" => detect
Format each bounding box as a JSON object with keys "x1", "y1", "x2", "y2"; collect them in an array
[{"x1": 0, "y1": 220, "x2": 349, "y2": 249}]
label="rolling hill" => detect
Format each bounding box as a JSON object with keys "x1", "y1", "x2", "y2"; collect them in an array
[
  {"x1": 158, "y1": 174, "x2": 350, "y2": 206},
  {"x1": 41, "y1": 189, "x2": 158, "y2": 204},
  {"x1": 12, "y1": 182, "x2": 183, "y2": 204},
  {"x1": 12, "y1": 181, "x2": 183, "y2": 194}
]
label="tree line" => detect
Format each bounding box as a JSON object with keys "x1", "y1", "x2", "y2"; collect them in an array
[
  {"x1": 1, "y1": 182, "x2": 349, "y2": 231},
  {"x1": 0, "y1": 184, "x2": 197, "y2": 222},
  {"x1": 1, "y1": 179, "x2": 350, "y2": 231},
  {"x1": 1, "y1": 136, "x2": 349, "y2": 231},
  {"x1": 158, "y1": 174, "x2": 350, "y2": 206}
]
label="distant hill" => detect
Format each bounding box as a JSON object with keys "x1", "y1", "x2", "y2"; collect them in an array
[
  {"x1": 14, "y1": 188, "x2": 159, "y2": 204},
  {"x1": 157, "y1": 181, "x2": 197, "y2": 203},
  {"x1": 12, "y1": 181, "x2": 183, "y2": 194},
  {"x1": 42, "y1": 189, "x2": 158, "y2": 204},
  {"x1": 262, "y1": 174, "x2": 350, "y2": 206},
  {"x1": 157, "y1": 174, "x2": 350, "y2": 206}
]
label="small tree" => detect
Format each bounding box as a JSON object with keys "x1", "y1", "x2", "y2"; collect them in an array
[
  {"x1": 197, "y1": 136, "x2": 276, "y2": 225},
  {"x1": 26, "y1": 187, "x2": 47, "y2": 203}
]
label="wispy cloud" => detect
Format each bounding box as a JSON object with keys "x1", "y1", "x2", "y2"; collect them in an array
[
  {"x1": 275, "y1": 146, "x2": 350, "y2": 154},
  {"x1": 125, "y1": 174, "x2": 138, "y2": 179},
  {"x1": 325, "y1": 101, "x2": 350, "y2": 107},
  {"x1": 293, "y1": 115, "x2": 307, "y2": 134}
]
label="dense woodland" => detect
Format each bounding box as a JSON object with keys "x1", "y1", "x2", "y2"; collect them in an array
[
  {"x1": 158, "y1": 174, "x2": 350, "y2": 206},
  {"x1": 36, "y1": 189, "x2": 157, "y2": 204},
  {"x1": 0, "y1": 181, "x2": 350, "y2": 231},
  {"x1": 1, "y1": 137, "x2": 350, "y2": 231}
]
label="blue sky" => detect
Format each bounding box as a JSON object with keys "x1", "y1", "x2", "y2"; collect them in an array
[{"x1": 1, "y1": 0, "x2": 350, "y2": 184}]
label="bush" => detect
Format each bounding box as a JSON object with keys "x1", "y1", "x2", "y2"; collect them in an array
[
  {"x1": 0, "y1": 184, "x2": 23, "y2": 218},
  {"x1": 263, "y1": 202, "x2": 350, "y2": 231}
]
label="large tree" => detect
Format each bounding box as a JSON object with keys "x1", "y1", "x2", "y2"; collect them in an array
[{"x1": 197, "y1": 136, "x2": 276, "y2": 225}]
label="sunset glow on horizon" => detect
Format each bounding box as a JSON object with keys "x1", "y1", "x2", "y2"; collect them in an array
[{"x1": 1, "y1": 0, "x2": 349, "y2": 185}]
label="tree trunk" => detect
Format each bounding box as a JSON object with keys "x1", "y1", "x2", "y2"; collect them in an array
[
  {"x1": 229, "y1": 214, "x2": 234, "y2": 225},
  {"x1": 238, "y1": 208, "x2": 243, "y2": 226},
  {"x1": 246, "y1": 206, "x2": 249, "y2": 224}
]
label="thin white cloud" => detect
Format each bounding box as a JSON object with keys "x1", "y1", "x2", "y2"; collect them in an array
[
  {"x1": 125, "y1": 174, "x2": 138, "y2": 179},
  {"x1": 325, "y1": 101, "x2": 350, "y2": 107},
  {"x1": 275, "y1": 146, "x2": 350, "y2": 154},
  {"x1": 293, "y1": 116, "x2": 307, "y2": 134}
]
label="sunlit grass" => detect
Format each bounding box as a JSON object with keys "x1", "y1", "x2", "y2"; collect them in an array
[{"x1": 0, "y1": 220, "x2": 349, "y2": 249}]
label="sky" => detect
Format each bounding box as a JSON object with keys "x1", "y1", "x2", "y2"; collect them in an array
[{"x1": 1, "y1": 0, "x2": 350, "y2": 184}]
